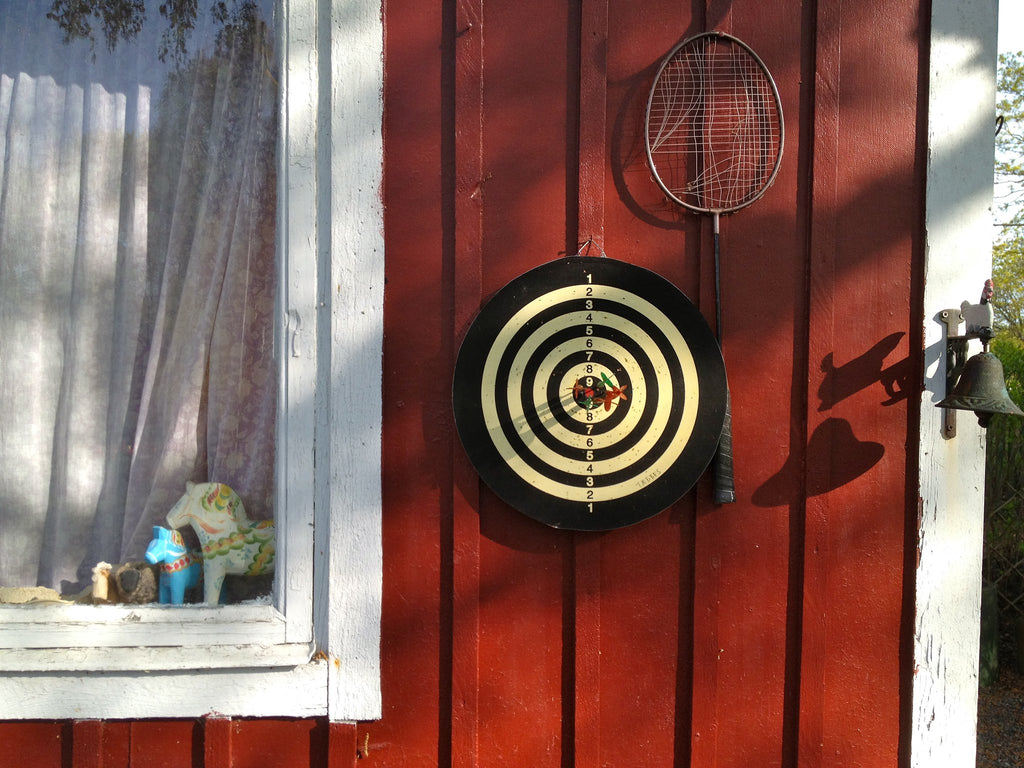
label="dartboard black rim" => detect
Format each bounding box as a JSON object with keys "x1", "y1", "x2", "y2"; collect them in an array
[{"x1": 452, "y1": 256, "x2": 727, "y2": 530}]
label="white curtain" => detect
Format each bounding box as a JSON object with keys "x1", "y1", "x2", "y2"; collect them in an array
[{"x1": 0, "y1": 1, "x2": 276, "y2": 593}]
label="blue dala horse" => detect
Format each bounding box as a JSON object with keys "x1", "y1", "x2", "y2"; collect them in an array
[{"x1": 145, "y1": 526, "x2": 203, "y2": 604}]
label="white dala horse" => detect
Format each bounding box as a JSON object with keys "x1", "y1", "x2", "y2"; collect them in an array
[{"x1": 165, "y1": 481, "x2": 275, "y2": 604}]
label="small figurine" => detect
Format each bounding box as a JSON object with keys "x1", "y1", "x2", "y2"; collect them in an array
[
  {"x1": 165, "y1": 481, "x2": 275, "y2": 604},
  {"x1": 91, "y1": 562, "x2": 112, "y2": 602},
  {"x1": 145, "y1": 526, "x2": 203, "y2": 605}
]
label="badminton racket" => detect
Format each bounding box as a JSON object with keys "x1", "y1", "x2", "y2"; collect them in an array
[{"x1": 644, "y1": 31, "x2": 784, "y2": 503}]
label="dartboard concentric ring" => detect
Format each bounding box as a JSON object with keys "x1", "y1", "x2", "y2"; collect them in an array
[{"x1": 453, "y1": 256, "x2": 727, "y2": 530}]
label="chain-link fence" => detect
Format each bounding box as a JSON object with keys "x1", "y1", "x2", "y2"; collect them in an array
[
  {"x1": 985, "y1": 485, "x2": 1024, "y2": 620},
  {"x1": 983, "y1": 414, "x2": 1024, "y2": 676}
]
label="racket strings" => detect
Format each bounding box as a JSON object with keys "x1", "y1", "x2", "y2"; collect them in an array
[{"x1": 647, "y1": 39, "x2": 782, "y2": 211}]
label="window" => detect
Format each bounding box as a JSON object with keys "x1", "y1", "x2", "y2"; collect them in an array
[
  {"x1": 1, "y1": 0, "x2": 279, "y2": 603},
  {"x1": 0, "y1": 0, "x2": 383, "y2": 721}
]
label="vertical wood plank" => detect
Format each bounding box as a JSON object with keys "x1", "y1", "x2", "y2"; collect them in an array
[
  {"x1": 277, "y1": 0, "x2": 319, "y2": 641},
  {"x1": 128, "y1": 720, "x2": 196, "y2": 768},
  {"x1": 203, "y1": 717, "x2": 233, "y2": 768},
  {"x1": 572, "y1": 1, "x2": 609, "y2": 765},
  {"x1": 71, "y1": 721, "x2": 104, "y2": 768},
  {"x1": 598, "y1": 7, "x2": 706, "y2": 765},
  {"x1": 228, "y1": 719, "x2": 325, "y2": 767},
  {"x1": 329, "y1": 722, "x2": 358, "y2": 768},
  {"x1": 576, "y1": 0, "x2": 609, "y2": 256},
  {"x1": 471, "y1": 2, "x2": 572, "y2": 764},
  {"x1": 913, "y1": 0, "x2": 997, "y2": 764},
  {"x1": 690, "y1": 0, "x2": 730, "y2": 756},
  {"x1": 797, "y1": 0, "x2": 842, "y2": 764},
  {"x1": 380, "y1": 0, "x2": 447, "y2": 764},
  {"x1": 323, "y1": 0, "x2": 386, "y2": 719},
  {"x1": 596, "y1": 517, "x2": 686, "y2": 767},
  {"x1": 572, "y1": 532, "x2": 602, "y2": 768},
  {"x1": 801, "y1": 0, "x2": 921, "y2": 766},
  {"x1": 0, "y1": 722, "x2": 66, "y2": 767},
  {"x1": 450, "y1": 0, "x2": 484, "y2": 764},
  {"x1": 69, "y1": 720, "x2": 129, "y2": 768},
  {"x1": 686, "y1": 1, "x2": 802, "y2": 767}
]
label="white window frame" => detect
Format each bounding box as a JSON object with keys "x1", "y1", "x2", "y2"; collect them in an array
[{"x1": 0, "y1": 0, "x2": 383, "y2": 722}]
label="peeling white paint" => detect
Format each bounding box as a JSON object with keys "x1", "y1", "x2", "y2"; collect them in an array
[{"x1": 913, "y1": 0, "x2": 998, "y2": 765}]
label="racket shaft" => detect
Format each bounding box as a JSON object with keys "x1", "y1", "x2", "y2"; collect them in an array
[
  {"x1": 711, "y1": 217, "x2": 735, "y2": 504},
  {"x1": 713, "y1": 391, "x2": 735, "y2": 503}
]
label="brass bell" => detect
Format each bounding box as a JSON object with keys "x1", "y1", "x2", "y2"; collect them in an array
[{"x1": 937, "y1": 351, "x2": 1024, "y2": 427}]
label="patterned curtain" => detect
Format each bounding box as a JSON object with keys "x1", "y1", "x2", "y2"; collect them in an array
[{"x1": 0, "y1": 0, "x2": 276, "y2": 593}]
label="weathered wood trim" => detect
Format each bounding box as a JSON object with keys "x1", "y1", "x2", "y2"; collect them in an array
[
  {"x1": 0, "y1": 603, "x2": 286, "y2": 649},
  {"x1": 319, "y1": 0, "x2": 385, "y2": 723},
  {"x1": 276, "y1": 0, "x2": 319, "y2": 646},
  {"x1": 5, "y1": 664, "x2": 328, "y2": 720},
  {"x1": 1, "y1": 643, "x2": 312, "y2": 672},
  {"x1": 913, "y1": 0, "x2": 998, "y2": 764}
]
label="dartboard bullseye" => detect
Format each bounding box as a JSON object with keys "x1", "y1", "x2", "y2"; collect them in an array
[{"x1": 452, "y1": 256, "x2": 727, "y2": 530}]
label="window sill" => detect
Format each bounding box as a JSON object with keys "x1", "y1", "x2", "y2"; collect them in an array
[
  {"x1": 0, "y1": 602, "x2": 314, "y2": 671},
  {"x1": 0, "y1": 603, "x2": 292, "y2": 651},
  {"x1": 3, "y1": 663, "x2": 331, "y2": 720}
]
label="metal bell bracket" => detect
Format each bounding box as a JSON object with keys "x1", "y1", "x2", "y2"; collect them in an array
[{"x1": 938, "y1": 289, "x2": 994, "y2": 439}]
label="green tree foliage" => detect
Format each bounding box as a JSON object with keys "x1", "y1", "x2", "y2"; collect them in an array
[
  {"x1": 991, "y1": 336, "x2": 1024, "y2": 406},
  {"x1": 992, "y1": 234, "x2": 1024, "y2": 340},
  {"x1": 45, "y1": 0, "x2": 243, "y2": 62},
  {"x1": 46, "y1": 0, "x2": 146, "y2": 51},
  {"x1": 984, "y1": 335, "x2": 1024, "y2": 569},
  {"x1": 994, "y1": 52, "x2": 1024, "y2": 344},
  {"x1": 985, "y1": 55, "x2": 1024, "y2": 607},
  {"x1": 996, "y1": 52, "x2": 1024, "y2": 227}
]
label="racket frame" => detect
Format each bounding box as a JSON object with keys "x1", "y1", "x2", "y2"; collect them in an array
[
  {"x1": 643, "y1": 30, "x2": 785, "y2": 505},
  {"x1": 644, "y1": 30, "x2": 784, "y2": 217}
]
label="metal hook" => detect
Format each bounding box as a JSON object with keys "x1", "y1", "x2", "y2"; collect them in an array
[{"x1": 576, "y1": 238, "x2": 606, "y2": 258}]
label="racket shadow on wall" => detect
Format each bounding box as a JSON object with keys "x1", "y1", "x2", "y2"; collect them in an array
[{"x1": 644, "y1": 31, "x2": 785, "y2": 504}]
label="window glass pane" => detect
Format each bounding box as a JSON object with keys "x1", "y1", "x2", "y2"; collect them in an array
[{"x1": 0, "y1": 0, "x2": 277, "y2": 601}]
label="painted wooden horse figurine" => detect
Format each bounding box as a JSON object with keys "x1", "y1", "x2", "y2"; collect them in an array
[
  {"x1": 165, "y1": 481, "x2": 275, "y2": 604},
  {"x1": 145, "y1": 526, "x2": 202, "y2": 605}
]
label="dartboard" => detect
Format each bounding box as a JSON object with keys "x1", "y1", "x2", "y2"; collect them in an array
[{"x1": 452, "y1": 256, "x2": 727, "y2": 530}]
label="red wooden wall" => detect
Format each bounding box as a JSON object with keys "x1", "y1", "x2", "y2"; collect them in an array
[
  {"x1": 0, "y1": 0, "x2": 926, "y2": 765},
  {"x1": 381, "y1": 0, "x2": 921, "y2": 765}
]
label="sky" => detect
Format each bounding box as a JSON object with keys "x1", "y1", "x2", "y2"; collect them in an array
[
  {"x1": 1000, "y1": 2, "x2": 1024, "y2": 54},
  {"x1": 997, "y1": 3, "x2": 1023, "y2": 225}
]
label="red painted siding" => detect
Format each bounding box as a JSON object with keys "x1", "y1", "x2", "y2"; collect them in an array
[
  {"x1": 1, "y1": 0, "x2": 926, "y2": 765},
  {"x1": 382, "y1": 0, "x2": 923, "y2": 765},
  {"x1": 0, "y1": 721, "x2": 358, "y2": 768}
]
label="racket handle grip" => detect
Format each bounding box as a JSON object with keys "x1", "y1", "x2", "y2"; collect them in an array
[{"x1": 712, "y1": 394, "x2": 736, "y2": 504}]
